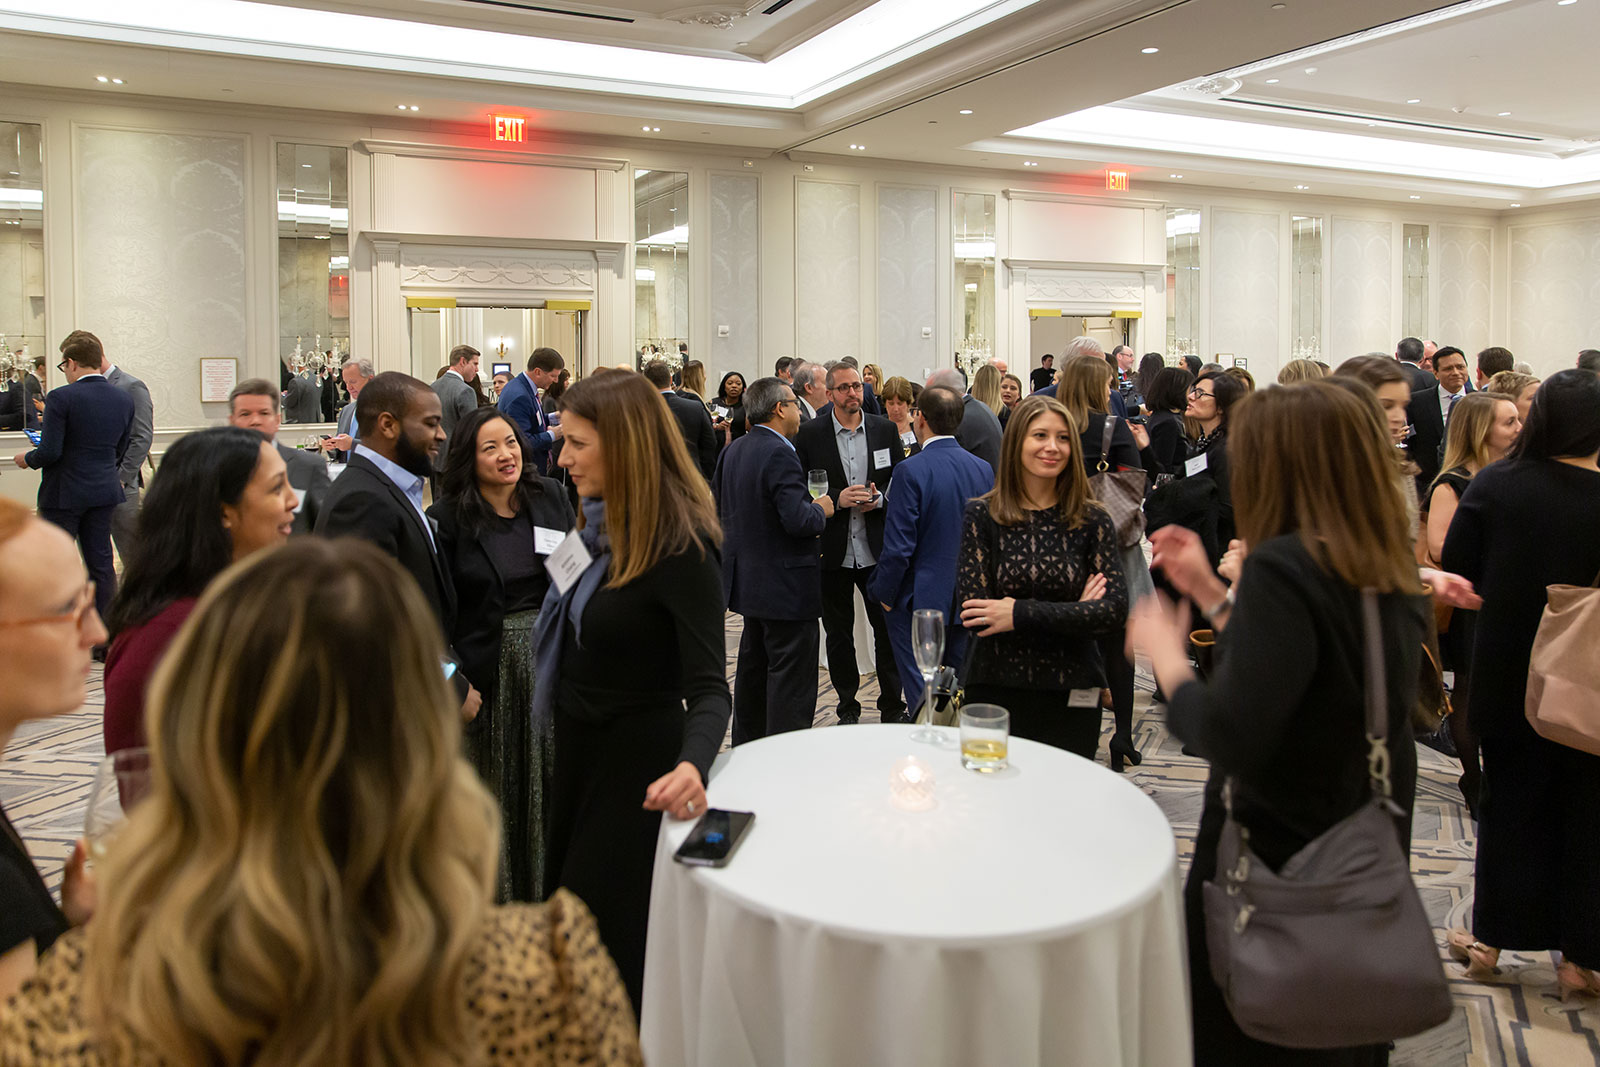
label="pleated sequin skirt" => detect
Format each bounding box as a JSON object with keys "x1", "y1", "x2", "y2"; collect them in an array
[{"x1": 463, "y1": 608, "x2": 551, "y2": 903}]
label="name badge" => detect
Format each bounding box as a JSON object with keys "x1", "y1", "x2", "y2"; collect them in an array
[
  {"x1": 289, "y1": 483, "x2": 308, "y2": 515},
  {"x1": 1185, "y1": 453, "x2": 1209, "y2": 478},
  {"x1": 534, "y1": 525, "x2": 565, "y2": 555},
  {"x1": 544, "y1": 530, "x2": 594, "y2": 597},
  {"x1": 873, "y1": 447, "x2": 891, "y2": 469},
  {"x1": 1067, "y1": 688, "x2": 1101, "y2": 709},
  {"x1": 901, "y1": 431, "x2": 917, "y2": 449}
]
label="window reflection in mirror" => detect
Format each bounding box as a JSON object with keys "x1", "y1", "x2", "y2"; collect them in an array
[
  {"x1": 1166, "y1": 207, "x2": 1201, "y2": 364},
  {"x1": 0, "y1": 122, "x2": 44, "y2": 417},
  {"x1": 1402, "y1": 223, "x2": 1429, "y2": 340},
  {"x1": 276, "y1": 143, "x2": 349, "y2": 423},
  {"x1": 1291, "y1": 216, "x2": 1323, "y2": 363},
  {"x1": 635, "y1": 170, "x2": 688, "y2": 368},
  {"x1": 953, "y1": 192, "x2": 995, "y2": 359}
]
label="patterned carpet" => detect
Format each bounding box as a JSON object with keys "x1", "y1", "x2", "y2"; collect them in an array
[{"x1": 5, "y1": 625, "x2": 1597, "y2": 1065}]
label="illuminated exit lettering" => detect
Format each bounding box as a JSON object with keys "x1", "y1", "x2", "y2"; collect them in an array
[
  {"x1": 1106, "y1": 170, "x2": 1129, "y2": 191},
  {"x1": 494, "y1": 116, "x2": 526, "y2": 142}
]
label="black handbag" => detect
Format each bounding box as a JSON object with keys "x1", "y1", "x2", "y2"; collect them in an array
[{"x1": 1201, "y1": 590, "x2": 1452, "y2": 1049}]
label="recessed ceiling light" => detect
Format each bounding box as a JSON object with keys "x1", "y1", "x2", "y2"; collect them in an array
[
  {"x1": 1265, "y1": 78, "x2": 1280, "y2": 84},
  {"x1": 397, "y1": 104, "x2": 408, "y2": 110},
  {"x1": 409, "y1": 105, "x2": 419, "y2": 111},
  {"x1": 1271, "y1": 2, "x2": 1286, "y2": 8},
  {"x1": 1141, "y1": 47, "x2": 1159, "y2": 54},
  {"x1": 1023, "y1": 161, "x2": 1038, "y2": 167},
  {"x1": 111, "y1": 78, "x2": 124, "y2": 85},
  {"x1": 1407, "y1": 98, "x2": 1421, "y2": 104},
  {"x1": 1169, "y1": 173, "x2": 1183, "y2": 178},
  {"x1": 1510, "y1": 202, "x2": 1522, "y2": 207},
  {"x1": 95, "y1": 75, "x2": 109, "y2": 83},
  {"x1": 1498, "y1": 111, "x2": 1512, "y2": 116},
  {"x1": 959, "y1": 109, "x2": 973, "y2": 115},
  {"x1": 642, "y1": 125, "x2": 661, "y2": 132},
  {"x1": 1558, "y1": 1, "x2": 1576, "y2": 6},
  {"x1": 1294, "y1": 184, "x2": 1309, "y2": 190},
  {"x1": 301, "y1": 163, "x2": 312, "y2": 168},
  {"x1": 1409, "y1": 194, "x2": 1421, "y2": 199},
  {"x1": 1304, "y1": 66, "x2": 1317, "y2": 74}
]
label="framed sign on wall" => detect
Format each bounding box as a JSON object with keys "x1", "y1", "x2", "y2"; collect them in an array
[{"x1": 200, "y1": 357, "x2": 239, "y2": 403}]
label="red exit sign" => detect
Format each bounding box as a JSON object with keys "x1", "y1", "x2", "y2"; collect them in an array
[
  {"x1": 1106, "y1": 169, "x2": 1129, "y2": 191},
  {"x1": 494, "y1": 115, "x2": 526, "y2": 142}
]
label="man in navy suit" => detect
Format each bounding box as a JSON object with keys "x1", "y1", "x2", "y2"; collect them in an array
[
  {"x1": 712, "y1": 376, "x2": 836, "y2": 744},
  {"x1": 12, "y1": 331, "x2": 134, "y2": 627},
  {"x1": 496, "y1": 346, "x2": 564, "y2": 474},
  {"x1": 868, "y1": 385, "x2": 995, "y2": 713}
]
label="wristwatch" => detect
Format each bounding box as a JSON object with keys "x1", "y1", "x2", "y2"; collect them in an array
[{"x1": 1203, "y1": 586, "x2": 1236, "y2": 620}]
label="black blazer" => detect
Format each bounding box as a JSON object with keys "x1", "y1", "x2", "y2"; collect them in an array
[
  {"x1": 956, "y1": 395, "x2": 1003, "y2": 474},
  {"x1": 23, "y1": 376, "x2": 133, "y2": 512},
  {"x1": 0, "y1": 383, "x2": 20, "y2": 430},
  {"x1": 429, "y1": 477, "x2": 574, "y2": 712},
  {"x1": 277, "y1": 443, "x2": 333, "y2": 536},
  {"x1": 792, "y1": 411, "x2": 905, "y2": 569},
  {"x1": 313, "y1": 454, "x2": 467, "y2": 696},
  {"x1": 662, "y1": 390, "x2": 718, "y2": 479},
  {"x1": 711, "y1": 425, "x2": 827, "y2": 620},
  {"x1": 1144, "y1": 410, "x2": 1187, "y2": 478},
  {"x1": 1400, "y1": 362, "x2": 1437, "y2": 393},
  {"x1": 1405, "y1": 385, "x2": 1449, "y2": 496}
]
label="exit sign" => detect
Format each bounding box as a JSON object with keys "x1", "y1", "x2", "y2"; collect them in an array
[
  {"x1": 1106, "y1": 170, "x2": 1129, "y2": 191},
  {"x1": 494, "y1": 115, "x2": 526, "y2": 142}
]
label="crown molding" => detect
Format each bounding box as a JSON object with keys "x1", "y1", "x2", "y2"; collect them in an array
[{"x1": 357, "y1": 139, "x2": 628, "y2": 171}]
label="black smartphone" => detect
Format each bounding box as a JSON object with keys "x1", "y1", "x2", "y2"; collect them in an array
[
  {"x1": 1127, "y1": 415, "x2": 1147, "y2": 425},
  {"x1": 673, "y1": 809, "x2": 755, "y2": 867}
]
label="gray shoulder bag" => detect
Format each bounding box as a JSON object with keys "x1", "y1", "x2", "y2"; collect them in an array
[{"x1": 1201, "y1": 589, "x2": 1453, "y2": 1049}]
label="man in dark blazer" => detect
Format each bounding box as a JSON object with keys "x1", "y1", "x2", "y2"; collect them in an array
[
  {"x1": 226, "y1": 378, "x2": 331, "y2": 535},
  {"x1": 23, "y1": 356, "x2": 44, "y2": 431},
  {"x1": 496, "y1": 346, "x2": 564, "y2": 474},
  {"x1": 926, "y1": 369, "x2": 1001, "y2": 475},
  {"x1": 1395, "y1": 336, "x2": 1437, "y2": 392},
  {"x1": 0, "y1": 376, "x2": 21, "y2": 430},
  {"x1": 791, "y1": 363, "x2": 828, "y2": 424},
  {"x1": 314, "y1": 371, "x2": 478, "y2": 720},
  {"x1": 12, "y1": 331, "x2": 133, "y2": 627},
  {"x1": 868, "y1": 386, "x2": 995, "y2": 713},
  {"x1": 283, "y1": 369, "x2": 322, "y2": 424},
  {"x1": 644, "y1": 360, "x2": 717, "y2": 479},
  {"x1": 712, "y1": 376, "x2": 835, "y2": 744},
  {"x1": 794, "y1": 362, "x2": 906, "y2": 724},
  {"x1": 1406, "y1": 345, "x2": 1472, "y2": 497}
]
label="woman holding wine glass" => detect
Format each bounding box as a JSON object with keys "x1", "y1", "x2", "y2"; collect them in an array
[
  {"x1": 955, "y1": 395, "x2": 1128, "y2": 757},
  {"x1": 0, "y1": 497, "x2": 104, "y2": 1000}
]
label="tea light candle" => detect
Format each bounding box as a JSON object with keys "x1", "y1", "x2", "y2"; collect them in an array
[{"x1": 888, "y1": 756, "x2": 937, "y2": 812}]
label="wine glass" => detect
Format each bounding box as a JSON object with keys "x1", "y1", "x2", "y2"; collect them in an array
[
  {"x1": 910, "y1": 609, "x2": 948, "y2": 745},
  {"x1": 84, "y1": 748, "x2": 152, "y2": 862},
  {"x1": 807, "y1": 470, "x2": 829, "y2": 501}
]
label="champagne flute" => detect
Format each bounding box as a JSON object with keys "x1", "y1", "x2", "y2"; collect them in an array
[
  {"x1": 807, "y1": 470, "x2": 829, "y2": 501},
  {"x1": 909, "y1": 609, "x2": 948, "y2": 745},
  {"x1": 84, "y1": 748, "x2": 152, "y2": 862}
]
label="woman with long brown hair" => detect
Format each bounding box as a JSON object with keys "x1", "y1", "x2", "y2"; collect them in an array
[
  {"x1": 537, "y1": 370, "x2": 728, "y2": 1015},
  {"x1": 1, "y1": 539, "x2": 640, "y2": 1064},
  {"x1": 1131, "y1": 380, "x2": 1430, "y2": 1064},
  {"x1": 969, "y1": 363, "x2": 1005, "y2": 417},
  {"x1": 955, "y1": 394, "x2": 1127, "y2": 756}
]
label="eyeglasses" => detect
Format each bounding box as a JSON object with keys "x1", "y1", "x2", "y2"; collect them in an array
[
  {"x1": 0, "y1": 582, "x2": 97, "y2": 631},
  {"x1": 776, "y1": 398, "x2": 798, "y2": 409},
  {"x1": 1188, "y1": 387, "x2": 1215, "y2": 400},
  {"x1": 56, "y1": 359, "x2": 69, "y2": 373},
  {"x1": 833, "y1": 382, "x2": 864, "y2": 393}
]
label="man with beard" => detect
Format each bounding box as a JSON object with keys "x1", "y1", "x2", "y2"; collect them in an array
[{"x1": 314, "y1": 371, "x2": 479, "y2": 720}]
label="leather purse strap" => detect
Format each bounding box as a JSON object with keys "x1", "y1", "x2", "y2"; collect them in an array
[
  {"x1": 1360, "y1": 588, "x2": 1394, "y2": 799},
  {"x1": 1097, "y1": 414, "x2": 1116, "y2": 473}
]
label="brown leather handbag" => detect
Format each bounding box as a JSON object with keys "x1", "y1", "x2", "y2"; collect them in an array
[
  {"x1": 1088, "y1": 415, "x2": 1147, "y2": 550},
  {"x1": 1525, "y1": 569, "x2": 1600, "y2": 755}
]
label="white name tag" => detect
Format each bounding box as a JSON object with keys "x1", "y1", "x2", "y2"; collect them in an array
[
  {"x1": 1185, "y1": 453, "x2": 1209, "y2": 478},
  {"x1": 534, "y1": 526, "x2": 565, "y2": 555},
  {"x1": 544, "y1": 530, "x2": 594, "y2": 597},
  {"x1": 873, "y1": 447, "x2": 891, "y2": 468},
  {"x1": 1067, "y1": 688, "x2": 1101, "y2": 709},
  {"x1": 289, "y1": 483, "x2": 308, "y2": 515},
  {"x1": 901, "y1": 431, "x2": 917, "y2": 449}
]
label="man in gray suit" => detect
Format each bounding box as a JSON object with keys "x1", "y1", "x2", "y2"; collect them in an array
[
  {"x1": 322, "y1": 357, "x2": 375, "y2": 461},
  {"x1": 226, "y1": 377, "x2": 331, "y2": 535},
  {"x1": 926, "y1": 368, "x2": 1000, "y2": 474},
  {"x1": 283, "y1": 367, "x2": 323, "y2": 424},
  {"x1": 430, "y1": 343, "x2": 481, "y2": 475},
  {"x1": 74, "y1": 333, "x2": 154, "y2": 564}
]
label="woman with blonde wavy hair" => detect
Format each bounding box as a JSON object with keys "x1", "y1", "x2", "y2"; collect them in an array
[
  {"x1": 0, "y1": 539, "x2": 640, "y2": 1066},
  {"x1": 970, "y1": 362, "x2": 1005, "y2": 416}
]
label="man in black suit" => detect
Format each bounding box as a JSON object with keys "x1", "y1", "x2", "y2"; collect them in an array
[
  {"x1": 313, "y1": 371, "x2": 479, "y2": 720},
  {"x1": 643, "y1": 359, "x2": 716, "y2": 479},
  {"x1": 794, "y1": 362, "x2": 906, "y2": 724},
  {"x1": 1406, "y1": 345, "x2": 1471, "y2": 496},
  {"x1": 1475, "y1": 345, "x2": 1515, "y2": 389},
  {"x1": 226, "y1": 377, "x2": 332, "y2": 535},
  {"x1": 12, "y1": 331, "x2": 133, "y2": 626},
  {"x1": 791, "y1": 363, "x2": 828, "y2": 423},
  {"x1": 712, "y1": 376, "x2": 835, "y2": 744},
  {"x1": 23, "y1": 356, "x2": 44, "y2": 431},
  {"x1": 926, "y1": 368, "x2": 1001, "y2": 474},
  {"x1": 1395, "y1": 336, "x2": 1437, "y2": 392}
]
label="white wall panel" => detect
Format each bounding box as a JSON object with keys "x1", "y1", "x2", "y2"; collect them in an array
[
  {"x1": 1010, "y1": 199, "x2": 1144, "y2": 264},
  {"x1": 795, "y1": 179, "x2": 859, "y2": 359},
  {"x1": 76, "y1": 126, "x2": 249, "y2": 428},
  {"x1": 1208, "y1": 208, "x2": 1280, "y2": 375},
  {"x1": 377, "y1": 155, "x2": 597, "y2": 242},
  {"x1": 1329, "y1": 217, "x2": 1393, "y2": 362},
  {"x1": 1436, "y1": 224, "x2": 1492, "y2": 353},
  {"x1": 876, "y1": 184, "x2": 936, "y2": 378},
  {"x1": 708, "y1": 173, "x2": 759, "y2": 378},
  {"x1": 1508, "y1": 218, "x2": 1600, "y2": 378}
]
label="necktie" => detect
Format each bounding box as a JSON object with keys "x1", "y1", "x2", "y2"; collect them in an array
[{"x1": 1446, "y1": 392, "x2": 1461, "y2": 423}]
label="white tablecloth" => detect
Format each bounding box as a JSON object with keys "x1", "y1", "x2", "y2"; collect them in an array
[{"x1": 640, "y1": 725, "x2": 1191, "y2": 1067}]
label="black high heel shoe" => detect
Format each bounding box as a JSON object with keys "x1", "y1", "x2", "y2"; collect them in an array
[{"x1": 1109, "y1": 734, "x2": 1142, "y2": 774}]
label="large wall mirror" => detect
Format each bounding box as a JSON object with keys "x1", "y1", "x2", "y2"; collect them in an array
[
  {"x1": 409, "y1": 304, "x2": 584, "y2": 384},
  {"x1": 634, "y1": 169, "x2": 688, "y2": 366},
  {"x1": 1166, "y1": 207, "x2": 1201, "y2": 363},
  {"x1": 953, "y1": 192, "x2": 996, "y2": 367},
  {"x1": 1291, "y1": 216, "x2": 1323, "y2": 362},
  {"x1": 0, "y1": 121, "x2": 44, "y2": 411},
  {"x1": 276, "y1": 143, "x2": 349, "y2": 422}
]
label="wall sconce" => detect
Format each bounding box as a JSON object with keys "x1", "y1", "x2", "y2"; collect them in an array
[{"x1": 888, "y1": 756, "x2": 937, "y2": 812}]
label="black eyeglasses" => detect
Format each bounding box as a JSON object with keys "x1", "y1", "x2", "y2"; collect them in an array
[
  {"x1": 1188, "y1": 387, "x2": 1214, "y2": 399},
  {"x1": 56, "y1": 359, "x2": 68, "y2": 373}
]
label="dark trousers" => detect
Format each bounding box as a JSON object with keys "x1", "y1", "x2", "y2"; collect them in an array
[
  {"x1": 40, "y1": 505, "x2": 116, "y2": 624},
  {"x1": 820, "y1": 566, "x2": 902, "y2": 719},
  {"x1": 109, "y1": 484, "x2": 140, "y2": 567},
  {"x1": 732, "y1": 616, "x2": 818, "y2": 745},
  {"x1": 965, "y1": 683, "x2": 1101, "y2": 759},
  {"x1": 885, "y1": 607, "x2": 965, "y2": 714}
]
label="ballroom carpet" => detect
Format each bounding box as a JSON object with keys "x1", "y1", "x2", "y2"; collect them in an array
[{"x1": 5, "y1": 623, "x2": 1597, "y2": 1066}]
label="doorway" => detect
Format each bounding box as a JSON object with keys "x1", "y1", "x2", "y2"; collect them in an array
[
  {"x1": 408, "y1": 304, "x2": 585, "y2": 383},
  {"x1": 1026, "y1": 315, "x2": 1132, "y2": 388}
]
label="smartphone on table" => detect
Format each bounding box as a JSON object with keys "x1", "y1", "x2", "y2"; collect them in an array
[{"x1": 673, "y1": 809, "x2": 755, "y2": 868}]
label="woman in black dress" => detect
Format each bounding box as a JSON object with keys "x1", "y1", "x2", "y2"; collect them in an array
[
  {"x1": 0, "y1": 498, "x2": 102, "y2": 999},
  {"x1": 431, "y1": 406, "x2": 575, "y2": 903},
  {"x1": 535, "y1": 371, "x2": 729, "y2": 1016},
  {"x1": 1141, "y1": 365, "x2": 1194, "y2": 479},
  {"x1": 1441, "y1": 370, "x2": 1600, "y2": 1000},
  {"x1": 1181, "y1": 368, "x2": 1245, "y2": 558},
  {"x1": 956, "y1": 394, "x2": 1127, "y2": 757},
  {"x1": 1131, "y1": 380, "x2": 1431, "y2": 1065},
  {"x1": 712, "y1": 371, "x2": 748, "y2": 450},
  {"x1": 1421, "y1": 391, "x2": 1521, "y2": 820}
]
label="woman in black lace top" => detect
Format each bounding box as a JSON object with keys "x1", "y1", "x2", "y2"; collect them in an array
[{"x1": 957, "y1": 394, "x2": 1128, "y2": 757}]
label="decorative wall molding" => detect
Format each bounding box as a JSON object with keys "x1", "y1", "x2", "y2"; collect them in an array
[
  {"x1": 1002, "y1": 188, "x2": 1166, "y2": 211},
  {"x1": 399, "y1": 248, "x2": 596, "y2": 291},
  {"x1": 1023, "y1": 269, "x2": 1146, "y2": 307},
  {"x1": 358, "y1": 140, "x2": 627, "y2": 172}
]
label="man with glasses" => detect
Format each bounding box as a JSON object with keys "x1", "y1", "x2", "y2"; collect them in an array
[
  {"x1": 794, "y1": 362, "x2": 906, "y2": 724},
  {"x1": 11, "y1": 331, "x2": 134, "y2": 640}
]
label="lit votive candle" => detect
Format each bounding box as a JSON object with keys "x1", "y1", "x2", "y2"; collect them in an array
[{"x1": 889, "y1": 756, "x2": 937, "y2": 812}]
